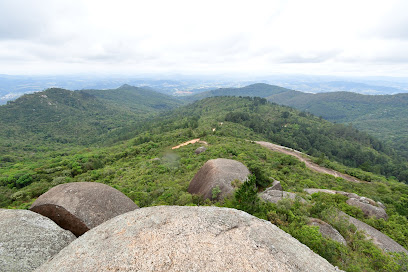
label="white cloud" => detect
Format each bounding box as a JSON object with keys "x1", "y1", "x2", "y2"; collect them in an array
[{"x1": 0, "y1": 0, "x2": 407, "y2": 76}]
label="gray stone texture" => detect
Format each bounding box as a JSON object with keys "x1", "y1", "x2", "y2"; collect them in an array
[
  {"x1": 303, "y1": 188, "x2": 336, "y2": 195},
  {"x1": 270, "y1": 179, "x2": 283, "y2": 191},
  {"x1": 335, "y1": 212, "x2": 407, "y2": 254},
  {"x1": 188, "y1": 158, "x2": 250, "y2": 200},
  {"x1": 260, "y1": 188, "x2": 306, "y2": 204},
  {"x1": 0, "y1": 209, "x2": 76, "y2": 272},
  {"x1": 308, "y1": 218, "x2": 347, "y2": 245},
  {"x1": 346, "y1": 198, "x2": 388, "y2": 220},
  {"x1": 37, "y1": 206, "x2": 341, "y2": 272},
  {"x1": 304, "y1": 189, "x2": 388, "y2": 220},
  {"x1": 30, "y1": 182, "x2": 138, "y2": 236},
  {"x1": 194, "y1": 146, "x2": 207, "y2": 154}
]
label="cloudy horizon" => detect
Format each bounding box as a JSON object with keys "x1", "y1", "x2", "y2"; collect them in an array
[{"x1": 1, "y1": 0, "x2": 408, "y2": 77}]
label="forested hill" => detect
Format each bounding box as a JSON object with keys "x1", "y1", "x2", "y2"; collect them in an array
[
  {"x1": 188, "y1": 84, "x2": 408, "y2": 159},
  {"x1": 184, "y1": 83, "x2": 291, "y2": 101},
  {"x1": 266, "y1": 90, "x2": 408, "y2": 156},
  {"x1": 82, "y1": 84, "x2": 184, "y2": 112},
  {"x1": 152, "y1": 96, "x2": 407, "y2": 183},
  {"x1": 0, "y1": 86, "x2": 182, "y2": 154}
]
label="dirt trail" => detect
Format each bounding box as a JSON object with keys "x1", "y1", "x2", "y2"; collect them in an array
[
  {"x1": 255, "y1": 141, "x2": 363, "y2": 183},
  {"x1": 172, "y1": 138, "x2": 208, "y2": 150}
]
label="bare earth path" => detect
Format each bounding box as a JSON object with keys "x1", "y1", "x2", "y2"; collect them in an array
[
  {"x1": 172, "y1": 138, "x2": 208, "y2": 150},
  {"x1": 255, "y1": 141, "x2": 363, "y2": 183}
]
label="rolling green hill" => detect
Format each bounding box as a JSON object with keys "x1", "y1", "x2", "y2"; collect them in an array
[
  {"x1": 190, "y1": 84, "x2": 408, "y2": 159},
  {"x1": 266, "y1": 91, "x2": 408, "y2": 155},
  {"x1": 82, "y1": 84, "x2": 184, "y2": 113},
  {"x1": 0, "y1": 85, "x2": 183, "y2": 157},
  {"x1": 183, "y1": 83, "x2": 290, "y2": 101}
]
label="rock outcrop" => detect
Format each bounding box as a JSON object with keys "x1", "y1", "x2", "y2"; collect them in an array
[
  {"x1": 260, "y1": 188, "x2": 305, "y2": 204},
  {"x1": 0, "y1": 209, "x2": 76, "y2": 272},
  {"x1": 30, "y1": 182, "x2": 139, "y2": 236},
  {"x1": 335, "y1": 191, "x2": 360, "y2": 199},
  {"x1": 308, "y1": 218, "x2": 346, "y2": 245},
  {"x1": 36, "y1": 206, "x2": 341, "y2": 272},
  {"x1": 304, "y1": 188, "x2": 336, "y2": 195},
  {"x1": 270, "y1": 179, "x2": 283, "y2": 191},
  {"x1": 194, "y1": 146, "x2": 207, "y2": 154},
  {"x1": 304, "y1": 188, "x2": 387, "y2": 219},
  {"x1": 346, "y1": 198, "x2": 388, "y2": 220},
  {"x1": 333, "y1": 212, "x2": 407, "y2": 254},
  {"x1": 188, "y1": 158, "x2": 250, "y2": 200}
]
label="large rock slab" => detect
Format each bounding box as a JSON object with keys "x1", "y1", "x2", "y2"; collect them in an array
[
  {"x1": 346, "y1": 198, "x2": 388, "y2": 220},
  {"x1": 260, "y1": 188, "x2": 306, "y2": 204},
  {"x1": 188, "y1": 158, "x2": 250, "y2": 200},
  {"x1": 308, "y1": 218, "x2": 346, "y2": 245},
  {"x1": 0, "y1": 209, "x2": 76, "y2": 272},
  {"x1": 36, "y1": 206, "x2": 341, "y2": 272},
  {"x1": 334, "y1": 212, "x2": 407, "y2": 254},
  {"x1": 30, "y1": 182, "x2": 139, "y2": 236}
]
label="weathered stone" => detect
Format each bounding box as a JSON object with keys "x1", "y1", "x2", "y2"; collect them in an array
[
  {"x1": 194, "y1": 146, "x2": 207, "y2": 154},
  {"x1": 308, "y1": 218, "x2": 346, "y2": 245},
  {"x1": 188, "y1": 158, "x2": 250, "y2": 200},
  {"x1": 304, "y1": 188, "x2": 336, "y2": 195},
  {"x1": 377, "y1": 201, "x2": 386, "y2": 210},
  {"x1": 335, "y1": 191, "x2": 359, "y2": 199},
  {"x1": 260, "y1": 188, "x2": 306, "y2": 204},
  {"x1": 36, "y1": 206, "x2": 341, "y2": 272},
  {"x1": 0, "y1": 209, "x2": 76, "y2": 272},
  {"x1": 359, "y1": 196, "x2": 377, "y2": 206},
  {"x1": 304, "y1": 189, "x2": 387, "y2": 218},
  {"x1": 270, "y1": 179, "x2": 283, "y2": 191},
  {"x1": 30, "y1": 182, "x2": 139, "y2": 236},
  {"x1": 333, "y1": 212, "x2": 407, "y2": 254},
  {"x1": 346, "y1": 198, "x2": 388, "y2": 220}
]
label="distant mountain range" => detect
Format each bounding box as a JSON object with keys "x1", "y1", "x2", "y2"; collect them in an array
[
  {"x1": 2, "y1": 74, "x2": 408, "y2": 105},
  {"x1": 0, "y1": 74, "x2": 246, "y2": 105}
]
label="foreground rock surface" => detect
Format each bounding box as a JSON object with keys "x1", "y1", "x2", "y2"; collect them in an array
[
  {"x1": 334, "y1": 212, "x2": 407, "y2": 254},
  {"x1": 308, "y1": 218, "x2": 346, "y2": 245},
  {"x1": 188, "y1": 158, "x2": 250, "y2": 200},
  {"x1": 0, "y1": 209, "x2": 76, "y2": 272},
  {"x1": 37, "y1": 206, "x2": 340, "y2": 272},
  {"x1": 260, "y1": 188, "x2": 305, "y2": 204},
  {"x1": 30, "y1": 182, "x2": 139, "y2": 236}
]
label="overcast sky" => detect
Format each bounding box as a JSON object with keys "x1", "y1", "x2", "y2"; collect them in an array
[{"x1": 0, "y1": 0, "x2": 408, "y2": 77}]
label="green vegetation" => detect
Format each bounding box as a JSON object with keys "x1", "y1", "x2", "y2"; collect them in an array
[
  {"x1": 193, "y1": 83, "x2": 408, "y2": 160},
  {"x1": 266, "y1": 90, "x2": 408, "y2": 158},
  {"x1": 0, "y1": 86, "x2": 182, "y2": 157},
  {"x1": 183, "y1": 83, "x2": 289, "y2": 102},
  {"x1": 1, "y1": 90, "x2": 407, "y2": 271}
]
